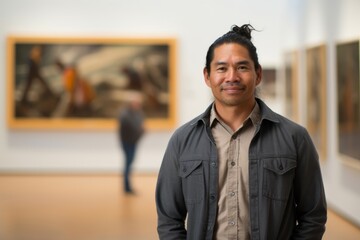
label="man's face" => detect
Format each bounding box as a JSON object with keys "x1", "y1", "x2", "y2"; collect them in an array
[{"x1": 203, "y1": 43, "x2": 261, "y2": 108}]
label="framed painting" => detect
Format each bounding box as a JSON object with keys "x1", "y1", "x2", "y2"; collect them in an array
[
  {"x1": 6, "y1": 36, "x2": 177, "y2": 130},
  {"x1": 306, "y1": 44, "x2": 327, "y2": 161},
  {"x1": 284, "y1": 51, "x2": 299, "y2": 122},
  {"x1": 258, "y1": 68, "x2": 277, "y2": 102},
  {"x1": 336, "y1": 40, "x2": 360, "y2": 169}
]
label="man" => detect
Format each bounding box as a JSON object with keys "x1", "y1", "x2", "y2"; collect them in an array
[
  {"x1": 118, "y1": 93, "x2": 145, "y2": 194},
  {"x1": 155, "y1": 24, "x2": 327, "y2": 239}
]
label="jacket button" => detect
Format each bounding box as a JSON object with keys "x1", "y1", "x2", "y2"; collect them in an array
[
  {"x1": 211, "y1": 162, "x2": 216, "y2": 167},
  {"x1": 279, "y1": 165, "x2": 283, "y2": 170},
  {"x1": 210, "y1": 195, "x2": 215, "y2": 201}
]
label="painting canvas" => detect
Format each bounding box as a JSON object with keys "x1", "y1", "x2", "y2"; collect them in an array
[
  {"x1": 336, "y1": 40, "x2": 360, "y2": 167},
  {"x1": 258, "y1": 68, "x2": 277, "y2": 102},
  {"x1": 284, "y1": 51, "x2": 299, "y2": 122},
  {"x1": 306, "y1": 44, "x2": 327, "y2": 161},
  {"x1": 7, "y1": 36, "x2": 177, "y2": 130}
]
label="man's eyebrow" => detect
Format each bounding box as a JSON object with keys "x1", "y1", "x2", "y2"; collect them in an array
[
  {"x1": 214, "y1": 60, "x2": 251, "y2": 65},
  {"x1": 236, "y1": 60, "x2": 251, "y2": 65},
  {"x1": 214, "y1": 61, "x2": 227, "y2": 66}
]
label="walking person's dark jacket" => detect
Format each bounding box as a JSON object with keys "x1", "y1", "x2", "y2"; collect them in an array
[{"x1": 119, "y1": 107, "x2": 144, "y2": 144}]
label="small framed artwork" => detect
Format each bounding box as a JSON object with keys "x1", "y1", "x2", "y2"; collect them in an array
[
  {"x1": 336, "y1": 40, "x2": 360, "y2": 169},
  {"x1": 284, "y1": 51, "x2": 299, "y2": 122},
  {"x1": 306, "y1": 44, "x2": 327, "y2": 161},
  {"x1": 258, "y1": 68, "x2": 277, "y2": 102},
  {"x1": 6, "y1": 36, "x2": 177, "y2": 130}
]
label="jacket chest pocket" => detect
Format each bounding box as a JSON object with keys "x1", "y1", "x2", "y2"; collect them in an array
[
  {"x1": 179, "y1": 160, "x2": 204, "y2": 204},
  {"x1": 262, "y1": 158, "x2": 296, "y2": 201}
]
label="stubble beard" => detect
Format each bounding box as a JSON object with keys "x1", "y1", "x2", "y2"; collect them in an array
[{"x1": 214, "y1": 93, "x2": 244, "y2": 107}]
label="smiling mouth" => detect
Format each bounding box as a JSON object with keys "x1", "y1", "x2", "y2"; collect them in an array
[
  {"x1": 221, "y1": 82, "x2": 245, "y2": 92},
  {"x1": 221, "y1": 86, "x2": 245, "y2": 93},
  {"x1": 222, "y1": 89, "x2": 244, "y2": 95}
]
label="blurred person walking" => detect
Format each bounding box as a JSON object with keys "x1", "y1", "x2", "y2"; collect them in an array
[{"x1": 118, "y1": 93, "x2": 145, "y2": 194}]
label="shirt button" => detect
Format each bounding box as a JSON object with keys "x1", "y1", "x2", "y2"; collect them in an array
[
  {"x1": 229, "y1": 221, "x2": 235, "y2": 226},
  {"x1": 231, "y1": 161, "x2": 235, "y2": 166},
  {"x1": 230, "y1": 192, "x2": 235, "y2": 197}
]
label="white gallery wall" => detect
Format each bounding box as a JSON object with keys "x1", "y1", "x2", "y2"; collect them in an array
[
  {"x1": 0, "y1": 0, "x2": 287, "y2": 172},
  {"x1": 0, "y1": 0, "x2": 359, "y2": 226}
]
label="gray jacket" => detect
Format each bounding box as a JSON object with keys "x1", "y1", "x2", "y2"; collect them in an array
[{"x1": 156, "y1": 98, "x2": 327, "y2": 240}]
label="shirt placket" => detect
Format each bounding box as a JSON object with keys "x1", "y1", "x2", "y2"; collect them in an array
[{"x1": 227, "y1": 134, "x2": 238, "y2": 239}]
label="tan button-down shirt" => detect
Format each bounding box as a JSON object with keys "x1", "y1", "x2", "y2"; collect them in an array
[{"x1": 210, "y1": 103, "x2": 261, "y2": 240}]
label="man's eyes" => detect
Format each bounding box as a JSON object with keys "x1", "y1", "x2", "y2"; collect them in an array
[
  {"x1": 238, "y1": 65, "x2": 249, "y2": 70},
  {"x1": 215, "y1": 65, "x2": 249, "y2": 72},
  {"x1": 216, "y1": 67, "x2": 227, "y2": 71}
]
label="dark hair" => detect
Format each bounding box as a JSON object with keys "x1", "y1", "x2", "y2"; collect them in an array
[{"x1": 205, "y1": 24, "x2": 260, "y2": 74}]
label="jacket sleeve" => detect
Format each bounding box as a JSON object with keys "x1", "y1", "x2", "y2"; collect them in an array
[
  {"x1": 292, "y1": 128, "x2": 327, "y2": 239},
  {"x1": 155, "y1": 133, "x2": 187, "y2": 240}
]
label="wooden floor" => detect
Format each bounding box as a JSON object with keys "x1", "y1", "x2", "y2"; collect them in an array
[{"x1": 0, "y1": 174, "x2": 359, "y2": 240}]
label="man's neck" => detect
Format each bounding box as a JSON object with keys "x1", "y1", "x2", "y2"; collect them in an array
[{"x1": 214, "y1": 100, "x2": 256, "y2": 131}]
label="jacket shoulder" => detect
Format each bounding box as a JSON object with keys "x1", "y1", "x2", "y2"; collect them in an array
[
  {"x1": 171, "y1": 114, "x2": 205, "y2": 139},
  {"x1": 257, "y1": 98, "x2": 307, "y2": 135},
  {"x1": 275, "y1": 114, "x2": 308, "y2": 133}
]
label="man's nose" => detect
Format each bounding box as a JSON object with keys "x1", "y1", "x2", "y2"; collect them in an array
[{"x1": 226, "y1": 67, "x2": 239, "y2": 82}]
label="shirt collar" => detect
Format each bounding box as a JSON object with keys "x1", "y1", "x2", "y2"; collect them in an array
[{"x1": 209, "y1": 101, "x2": 261, "y2": 130}]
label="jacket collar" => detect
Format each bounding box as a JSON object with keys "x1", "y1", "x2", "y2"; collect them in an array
[{"x1": 192, "y1": 98, "x2": 280, "y2": 127}]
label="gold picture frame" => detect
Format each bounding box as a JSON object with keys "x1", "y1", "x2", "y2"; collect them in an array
[
  {"x1": 7, "y1": 36, "x2": 177, "y2": 130},
  {"x1": 336, "y1": 39, "x2": 360, "y2": 169},
  {"x1": 306, "y1": 44, "x2": 327, "y2": 161}
]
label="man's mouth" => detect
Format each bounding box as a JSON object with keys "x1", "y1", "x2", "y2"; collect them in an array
[{"x1": 221, "y1": 83, "x2": 245, "y2": 92}]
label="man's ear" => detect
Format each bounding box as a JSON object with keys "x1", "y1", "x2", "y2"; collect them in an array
[
  {"x1": 203, "y1": 67, "x2": 210, "y2": 87},
  {"x1": 203, "y1": 67, "x2": 211, "y2": 87},
  {"x1": 255, "y1": 65, "x2": 262, "y2": 86}
]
